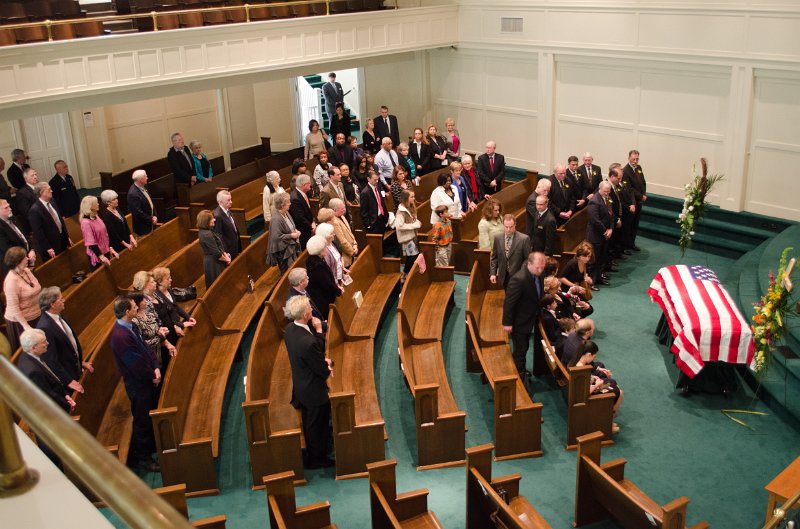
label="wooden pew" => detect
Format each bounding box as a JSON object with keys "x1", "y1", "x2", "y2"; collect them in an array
[
  {"x1": 179, "y1": 160, "x2": 261, "y2": 208},
  {"x1": 255, "y1": 146, "x2": 305, "y2": 175},
  {"x1": 242, "y1": 252, "x2": 309, "y2": 489},
  {"x1": 264, "y1": 471, "x2": 337, "y2": 529},
  {"x1": 552, "y1": 207, "x2": 588, "y2": 268},
  {"x1": 229, "y1": 139, "x2": 272, "y2": 169},
  {"x1": 539, "y1": 322, "x2": 615, "y2": 449},
  {"x1": 327, "y1": 234, "x2": 399, "y2": 478},
  {"x1": 368, "y1": 459, "x2": 443, "y2": 529},
  {"x1": 574, "y1": 431, "x2": 710, "y2": 529},
  {"x1": 466, "y1": 444, "x2": 553, "y2": 529},
  {"x1": 155, "y1": 483, "x2": 228, "y2": 529},
  {"x1": 152, "y1": 231, "x2": 281, "y2": 495},
  {"x1": 465, "y1": 250, "x2": 543, "y2": 460},
  {"x1": 396, "y1": 243, "x2": 465, "y2": 469}
]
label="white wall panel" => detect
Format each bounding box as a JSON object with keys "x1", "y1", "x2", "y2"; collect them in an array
[
  {"x1": 638, "y1": 14, "x2": 745, "y2": 54},
  {"x1": 639, "y1": 71, "x2": 729, "y2": 134},
  {"x1": 558, "y1": 64, "x2": 638, "y2": 125}
]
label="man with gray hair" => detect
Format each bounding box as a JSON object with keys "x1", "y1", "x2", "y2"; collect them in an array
[
  {"x1": 37, "y1": 286, "x2": 91, "y2": 395},
  {"x1": 285, "y1": 267, "x2": 327, "y2": 328},
  {"x1": 128, "y1": 169, "x2": 157, "y2": 236},
  {"x1": 374, "y1": 137, "x2": 399, "y2": 188},
  {"x1": 167, "y1": 132, "x2": 196, "y2": 185},
  {"x1": 213, "y1": 189, "x2": 241, "y2": 260},
  {"x1": 586, "y1": 180, "x2": 613, "y2": 286},
  {"x1": 0, "y1": 198, "x2": 34, "y2": 273},
  {"x1": 548, "y1": 163, "x2": 577, "y2": 226},
  {"x1": 7, "y1": 148, "x2": 29, "y2": 189},
  {"x1": 14, "y1": 167, "x2": 38, "y2": 233},
  {"x1": 329, "y1": 198, "x2": 357, "y2": 266},
  {"x1": 289, "y1": 174, "x2": 316, "y2": 250},
  {"x1": 29, "y1": 181, "x2": 70, "y2": 261}
]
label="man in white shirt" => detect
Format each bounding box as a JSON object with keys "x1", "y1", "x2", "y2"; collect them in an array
[{"x1": 374, "y1": 137, "x2": 398, "y2": 189}]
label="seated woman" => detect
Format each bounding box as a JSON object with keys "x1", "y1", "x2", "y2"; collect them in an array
[
  {"x1": 189, "y1": 140, "x2": 213, "y2": 182},
  {"x1": 566, "y1": 340, "x2": 622, "y2": 431},
  {"x1": 305, "y1": 234, "x2": 342, "y2": 314},
  {"x1": 80, "y1": 195, "x2": 119, "y2": 270},
  {"x1": 477, "y1": 198, "x2": 503, "y2": 250},
  {"x1": 543, "y1": 256, "x2": 560, "y2": 279},
  {"x1": 544, "y1": 275, "x2": 593, "y2": 320},
  {"x1": 559, "y1": 241, "x2": 594, "y2": 296}
]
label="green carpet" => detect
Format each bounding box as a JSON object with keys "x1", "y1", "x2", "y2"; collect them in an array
[{"x1": 104, "y1": 237, "x2": 800, "y2": 528}]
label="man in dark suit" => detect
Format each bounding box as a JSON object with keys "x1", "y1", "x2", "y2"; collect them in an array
[
  {"x1": 327, "y1": 133, "x2": 353, "y2": 171},
  {"x1": 476, "y1": 141, "x2": 506, "y2": 197},
  {"x1": 167, "y1": 132, "x2": 196, "y2": 185},
  {"x1": 607, "y1": 164, "x2": 631, "y2": 260},
  {"x1": 286, "y1": 267, "x2": 327, "y2": 327},
  {"x1": 0, "y1": 157, "x2": 12, "y2": 202},
  {"x1": 502, "y1": 252, "x2": 546, "y2": 377},
  {"x1": 289, "y1": 174, "x2": 316, "y2": 250},
  {"x1": 37, "y1": 286, "x2": 92, "y2": 395},
  {"x1": 373, "y1": 105, "x2": 400, "y2": 148},
  {"x1": 566, "y1": 155, "x2": 587, "y2": 209},
  {"x1": 559, "y1": 318, "x2": 595, "y2": 365},
  {"x1": 548, "y1": 164, "x2": 577, "y2": 226},
  {"x1": 110, "y1": 295, "x2": 161, "y2": 472},
  {"x1": 49, "y1": 160, "x2": 81, "y2": 218},
  {"x1": 359, "y1": 172, "x2": 388, "y2": 235},
  {"x1": 14, "y1": 167, "x2": 38, "y2": 235},
  {"x1": 284, "y1": 295, "x2": 334, "y2": 469},
  {"x1": 578, "y1": 152, "x2": 603, "y2": 202},
  {"x1": 0, "y1": 198, "x2": 34, "y2": 273},
  {"x1": 623, "y1": 149, "x2": 646, "y2": 252},
  {"x1": 526, "y1": 194, "x2": 557, "y2": 256},
  {"x1": 586, "y1": 181, "x2": 613, "y2": 286},
  {"x1": 128, "y1": 169, "x2": 158, "y2": 236},
  {"x1": 212, "y1": 190, "x2": 242, "y2": 260},
  {"x1": 489, "y1": 214, "x2": 532, "y2": 289},
  {"x1": 29, "y1": 182, "x2": 70, "y2": 262},
  {"x1": 322, "y1": 73, "x2": 344, "y2": 126},
  {"x1": 7, "y1": 148, "x2": 29, "y2": 190}
]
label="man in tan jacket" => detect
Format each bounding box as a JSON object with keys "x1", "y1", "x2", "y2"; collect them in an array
[{"x1": 329, "y1": 198, "x2": 357, "y2": 266}]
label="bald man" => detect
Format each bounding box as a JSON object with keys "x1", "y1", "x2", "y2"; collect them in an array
[{"x1": 476, "y1": 141, "x2": 505, "y2": 197}]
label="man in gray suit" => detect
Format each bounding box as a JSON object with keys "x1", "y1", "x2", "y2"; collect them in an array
[
  {"x1": 321, "y1": 73, "x2": 344, "y2": 127},
  {"x1": 489, "y1": 214, "x2": 532, "y2": 289}
]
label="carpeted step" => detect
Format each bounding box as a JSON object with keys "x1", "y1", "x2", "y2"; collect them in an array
[{"x1": 637, "y1": 220, "x2": 751, "y2": 258}]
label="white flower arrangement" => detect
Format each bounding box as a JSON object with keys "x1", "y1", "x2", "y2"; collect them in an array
[{"x1": 678, "y1": 158, "x2": 724, "y2": 256}]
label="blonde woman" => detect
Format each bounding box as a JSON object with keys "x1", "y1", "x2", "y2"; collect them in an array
[{"x1": 79, "y1": 195, "x2": 118, "y2": 269}]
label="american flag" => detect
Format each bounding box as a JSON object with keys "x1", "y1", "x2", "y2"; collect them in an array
[{"x1": 648, "y1": 265, "x2": 755, "y2": 377}]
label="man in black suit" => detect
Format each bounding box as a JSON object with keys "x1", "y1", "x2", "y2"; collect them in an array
[
  {"x1": 212, "y1": 190, "x2": 242, "y2": 260},
  {"x1": 489, "y1": 214, "x2": 532, "y2": 289},
  {"x1": 322, "y1": 72, "x2": 344, "y2": 126},
  {"x1": 623, "y1": 149, "x2": 646, "y2": 251},
  {"x1": 560, "y1": 318, "x2": 595, "y2": 365},
  {"x1": 502, "y1": 252, "x2": 546, "y2": 377},
  {"x1": 586, "y1": 181, "x2": 613, "y2": 286},
  {"x1": 548, "y1": 164, "x2": 577, "y2": 226},
  {"x1": 373, "y1": 105, "x2": 400, "y2": 147},
  {"x1": 359, "y1": 172, "x2": 388, "y2": 235},
  {"x1": 289, "y1": 174, "x2": 316, "y2": 250},
  {"x1": 128, "y1": 169, "x2": 158, "y2": 236},
  {"x1": 14, "y1": 167, "x2": 38, "y2": 235},
  {"x1": 29, "y1": 182, "x2": 71, "y2": 262},
  {"x1": 0, "y1": 157, "x2": 12, "y2": 202},
  {"x1": 566, "y1": 155, "x2": 587, "y2": 209},
  {"x1": 7, "y1": 148, "x2": 29, "y2": 190},
  {"x1": 578, "y1": 152, "x2": 603, "y2": 202},
  {"x1": 327, "y1": 133, "x2": 353, "y2": 171},
  {"x1": 286, "y1": 267, "x2": 327, "y2": 328},
  {"x1": 0, "y1": 199, "x2": 34, "y2": 273},
  {"x1": 526, "y1": 194, "x2": 557, "y2": 256},
  {"x1": 285, "y1": 295, "x2": 334, "y2": 469},
  {"x1": 167, "y1": 132, "x2": 196, "y2": 185},
  {"x1": 37, "y1": 286, "x2": 92, "y2": 395},
  {"x1": 476, "y1": 141, "x2": 505, "y2": 197},
  {"x1": 607, "y1": 164, "x2": 631, "y2": 260},
  {"x1": 49, "y1": 160, "x2": 81, "y2": 218}
]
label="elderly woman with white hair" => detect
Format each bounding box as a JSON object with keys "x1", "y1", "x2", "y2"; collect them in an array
[
  {"x1": 99, "y1": 189, "x2": 137, "y2": 253},
  {"x1": 461, "y1": 154, "x2": 483, "y2": 202},
  {"x1": 315, "y1": 222, "x2": 350, "y2": 288},
  {"x1": 80, "y1": 195, "x2": 119, "y2": 269},
  {"x1": 267, "y1": 192, "x2": 300, "y2": 273},
  {"x1": 305, "y1": 234, "x2": 341, "y2": 316},
  {"x1": 262, "y1": 170, "x2": 285, "y2": 224}
]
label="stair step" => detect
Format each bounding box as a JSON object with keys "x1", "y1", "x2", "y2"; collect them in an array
[{"x1": 638, "y1": 220, "x2": 753, "y2": 258}]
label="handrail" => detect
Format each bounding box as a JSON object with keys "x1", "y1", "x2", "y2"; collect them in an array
[
  {"x1": 0, "y1": 0, "x2": 399, "y2": 41},
  {"x1": 763, "y1": 488, "x2": 800, "y2": 529},
  {"x1": 0, "y1": 337, "x2": 193, "y2": 528}
]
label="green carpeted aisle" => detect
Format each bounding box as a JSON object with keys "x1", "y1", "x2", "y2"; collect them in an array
[{"x1": 104, "y1": 237, "x2": 800, "y2": 528}]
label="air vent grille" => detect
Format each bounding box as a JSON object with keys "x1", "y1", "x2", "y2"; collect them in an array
[{"x1": 501, "y1": 17, "x2": 523, "y2": 33}]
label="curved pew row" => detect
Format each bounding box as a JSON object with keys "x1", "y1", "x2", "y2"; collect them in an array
[
  {"x1": 152, "y1": 231, "x2": 282, "y2": 496},
  {"x1": 465, "y1": 250, "x2": 543, "y2": 460},
  {"x1": 265, "y1": 471, "x2": 337, "y2": 529},
  {"x1": 327, "y1": 234, "x2": 400, "y2": 479},
  {"x1": 243, "y1": 252, "x2": 309, "y2": 489},
  {"x1": 368, "y1": 459, "x2": 443, "y2": 529},
  {"x1": 396, "y1": 243, "x2": 465, "y2": 470}
]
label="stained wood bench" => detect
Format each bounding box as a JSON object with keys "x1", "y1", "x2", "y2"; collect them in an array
[
  {"x1": 152, "y1": 231, "x2": 281, "y2": 495},
  {"x1": 466, "y1": 444, "x2": 553, "y2": 529},
  {"x1": 264, "y1": 471, "x2": 337, "y2": 529},
  {"x1": 243, "y1": 252, "x2": 309, "y2": 488},
  {"x1": 180, "y1": 161, "x2": 262, "y2": 209},
  {"x1": 575, "y1": 431, "x2": 710, "y2": 529},
  {"x1": 155, "y1": 484, "x2": 228, "y2": 529},
  {"x1": 396, "y1": 243, "x2": 464, "y2": 469},
  {"x1": 368, "y1": 459, "x2": 443, "y2": 529},
  {"x1": 552, "y1": 206, "x2": 588, "y2": 268},
  {"x1": 539, "y1": 321, "x2": 615, "y2": 449},
  {"x1": 465, "y1": 250, "x2": 543, "y2": 460}
]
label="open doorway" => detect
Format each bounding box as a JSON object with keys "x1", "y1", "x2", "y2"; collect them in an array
[{"x1": 295, "y1": 68, "x2": 365, "y2": 146}]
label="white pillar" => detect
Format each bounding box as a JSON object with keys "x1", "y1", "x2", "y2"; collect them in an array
[
  {"x1": 723, "y1": 65, "x2": 754, "y2": 213},
  {"x1": 215, "y1": 88, "x2": 232, "y2": 171},
  {"x1": 537, "y1": 51, "x2": 555, "y2": 175}
]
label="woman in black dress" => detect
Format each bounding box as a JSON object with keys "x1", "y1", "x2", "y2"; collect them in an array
[
  {"x1": 425, "y1": 124, "x2": 449, "y2": 173},
  {"x1": 361, "y1": 118, "x2": 380, "y2": 154},
  {"x1": 559, "y1": 241, "x2": 595, "y2": 296},
  {"x1": 197, "y1": 209, "x2": 230, "y2": 288},
  {"x1": 304, "y1": 234, "x2": 341, "y2": 316},
  {"x1": 567, "y1": 340, "x2": 622, "y2": 427},
  {"x1": 99, "y1": 189, "x2": 137, "y2": 254},
  {"x1": 328, "y1": 103, "x2": 352, "y2": 140},
  {"x1": 152, "y1": 266, "x2": 196, "y2": 345}
]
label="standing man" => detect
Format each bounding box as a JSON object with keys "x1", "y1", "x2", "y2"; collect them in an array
[
  {"x1": 128, "y1": 169, "x2": 158, "y2": 236},
  {"x1": 623, "y1": 149, "x2": 646, "y2": 251},
  {"x1": 29, "y1": 182, "x2": 71, "y2": 262},
  {"x1": 0, "y1": 157, "x2": 13, "y2": 202},
  {"x1": 578, "y1": 152, "x2": 603, "y2": 202},
  {"x1": 285, "y1": 295, "x2": 334, "y2": 469},
  {"x1": 527, "y1": 194, "x2": 557, "y2": 256},
  {"x1": 319, "y1": 166, "x2": 348, "y2": 219},
  {"x1": 489, "y1": 214, "x2": 531, "y2": 289},
  {"x1": 213, "y1": 190, "x2": 241, "y2": 260},
  {"x1": 167, "y1": 132, "x2": 196, "y2": 185},
  {"x1": 14, "y1": 167, "x2": 38, "y2": 234},
  {"x1": 586, "y1": 181, "x2": 613, "y2": 287},
  {"x1": 476, "y1": 141, "x2": 505, "y2": 198},
  {"x1": 607, "y1": 163, "x2": 632, "y2": 260},
  {"x1": 0, "y1": 198, "x2": 34, "y2": 274},
  {"x1": 373, "y1": 105, "x2": 400, "y2": 148},
  {"x1": 566, "y1": 155, "x2": 586, "y2": 209},
  {"x1": 49, "y1": 160, "x2": 81, "y2": 218},
  {"x1": 327, "y1": 132, "x2": 353, "y2": 171},
  {"x1": 7, "y1": 148, "x2": 29, "y2": 190},
  {"x1": 373, "y1": 137, "x2": 399, "y2": 189},
  {"x1": 110, "y1": 295, "x2": 161, "y2": 472},
  {"x1": 359, "y1": 172, "x2": 388, "y2": 235},
  {"x1": 548, "y1": 164, "x2": 577, "y2": 226},
  {"x1": 322, "y1": 73, "x2": 344, "y2": 127},
  {"x1": 502, "y1": 252, "x2": 546, "y2": 378},
  {"x1": 289, "y1": 174, "x2": 316, "y2": 250}
]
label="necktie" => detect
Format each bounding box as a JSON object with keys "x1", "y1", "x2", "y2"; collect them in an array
[
  {"x1": 141, "y1": 186, "x2": 154, "y2": 213},
  {"x1": 534, "y1": 275, "x2": 542, "y2": 296},
  {"x1": 504, "y1": 235, "x2": 512, "y2": 258},
  {"x1": 384, "y1": 117, "x2": 390, "y2": 133},
  {"x1": 490, "y1": 156, "x2": 495, "y2": 172},
  {"x1": 5, "y1": 219, "x2": 27, "y2": 245},
  {"x1": 302, "y1": 191, "x2": 310, "y2": 208},
  {"x1": 46, "y1": 202, "x2": 62, "y2": 232},
  {"x1": 226, "y1": 210, "x2": 238, "y2": 233},
  {"x1": 180, "y1": 147, "x2": 191, "y2": 166},
  {"x1": 605, "y1": 196, "x2": 612, "y2": 216},
  {"x1": 374, "y1": 186, "x2": 384, "y2": 216},
  {"x1": 57, "y1": 316, "x2": 79, "y2": 358},
  {"x1": 389, "y1": 152, "x2": 397, "y2": 167},
  {"x1": 31, "y1": 354, "x2": 60, "y2": 382}
]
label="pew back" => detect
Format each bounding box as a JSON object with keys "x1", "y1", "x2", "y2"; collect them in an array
[
  {"x1": 264, "y1": 471, "x2": 336, "y2": 529},
  {"x1": 367, "y1": 459, "x2": 442, "y2": 529}
]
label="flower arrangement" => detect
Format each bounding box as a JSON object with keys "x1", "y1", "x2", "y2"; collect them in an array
[
  {"x1": 677, "y1": 158, "x2": 724, "y2": 255},
  {"x1": 751, "y1": 247, "x2": 796, "y2": 374}
]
